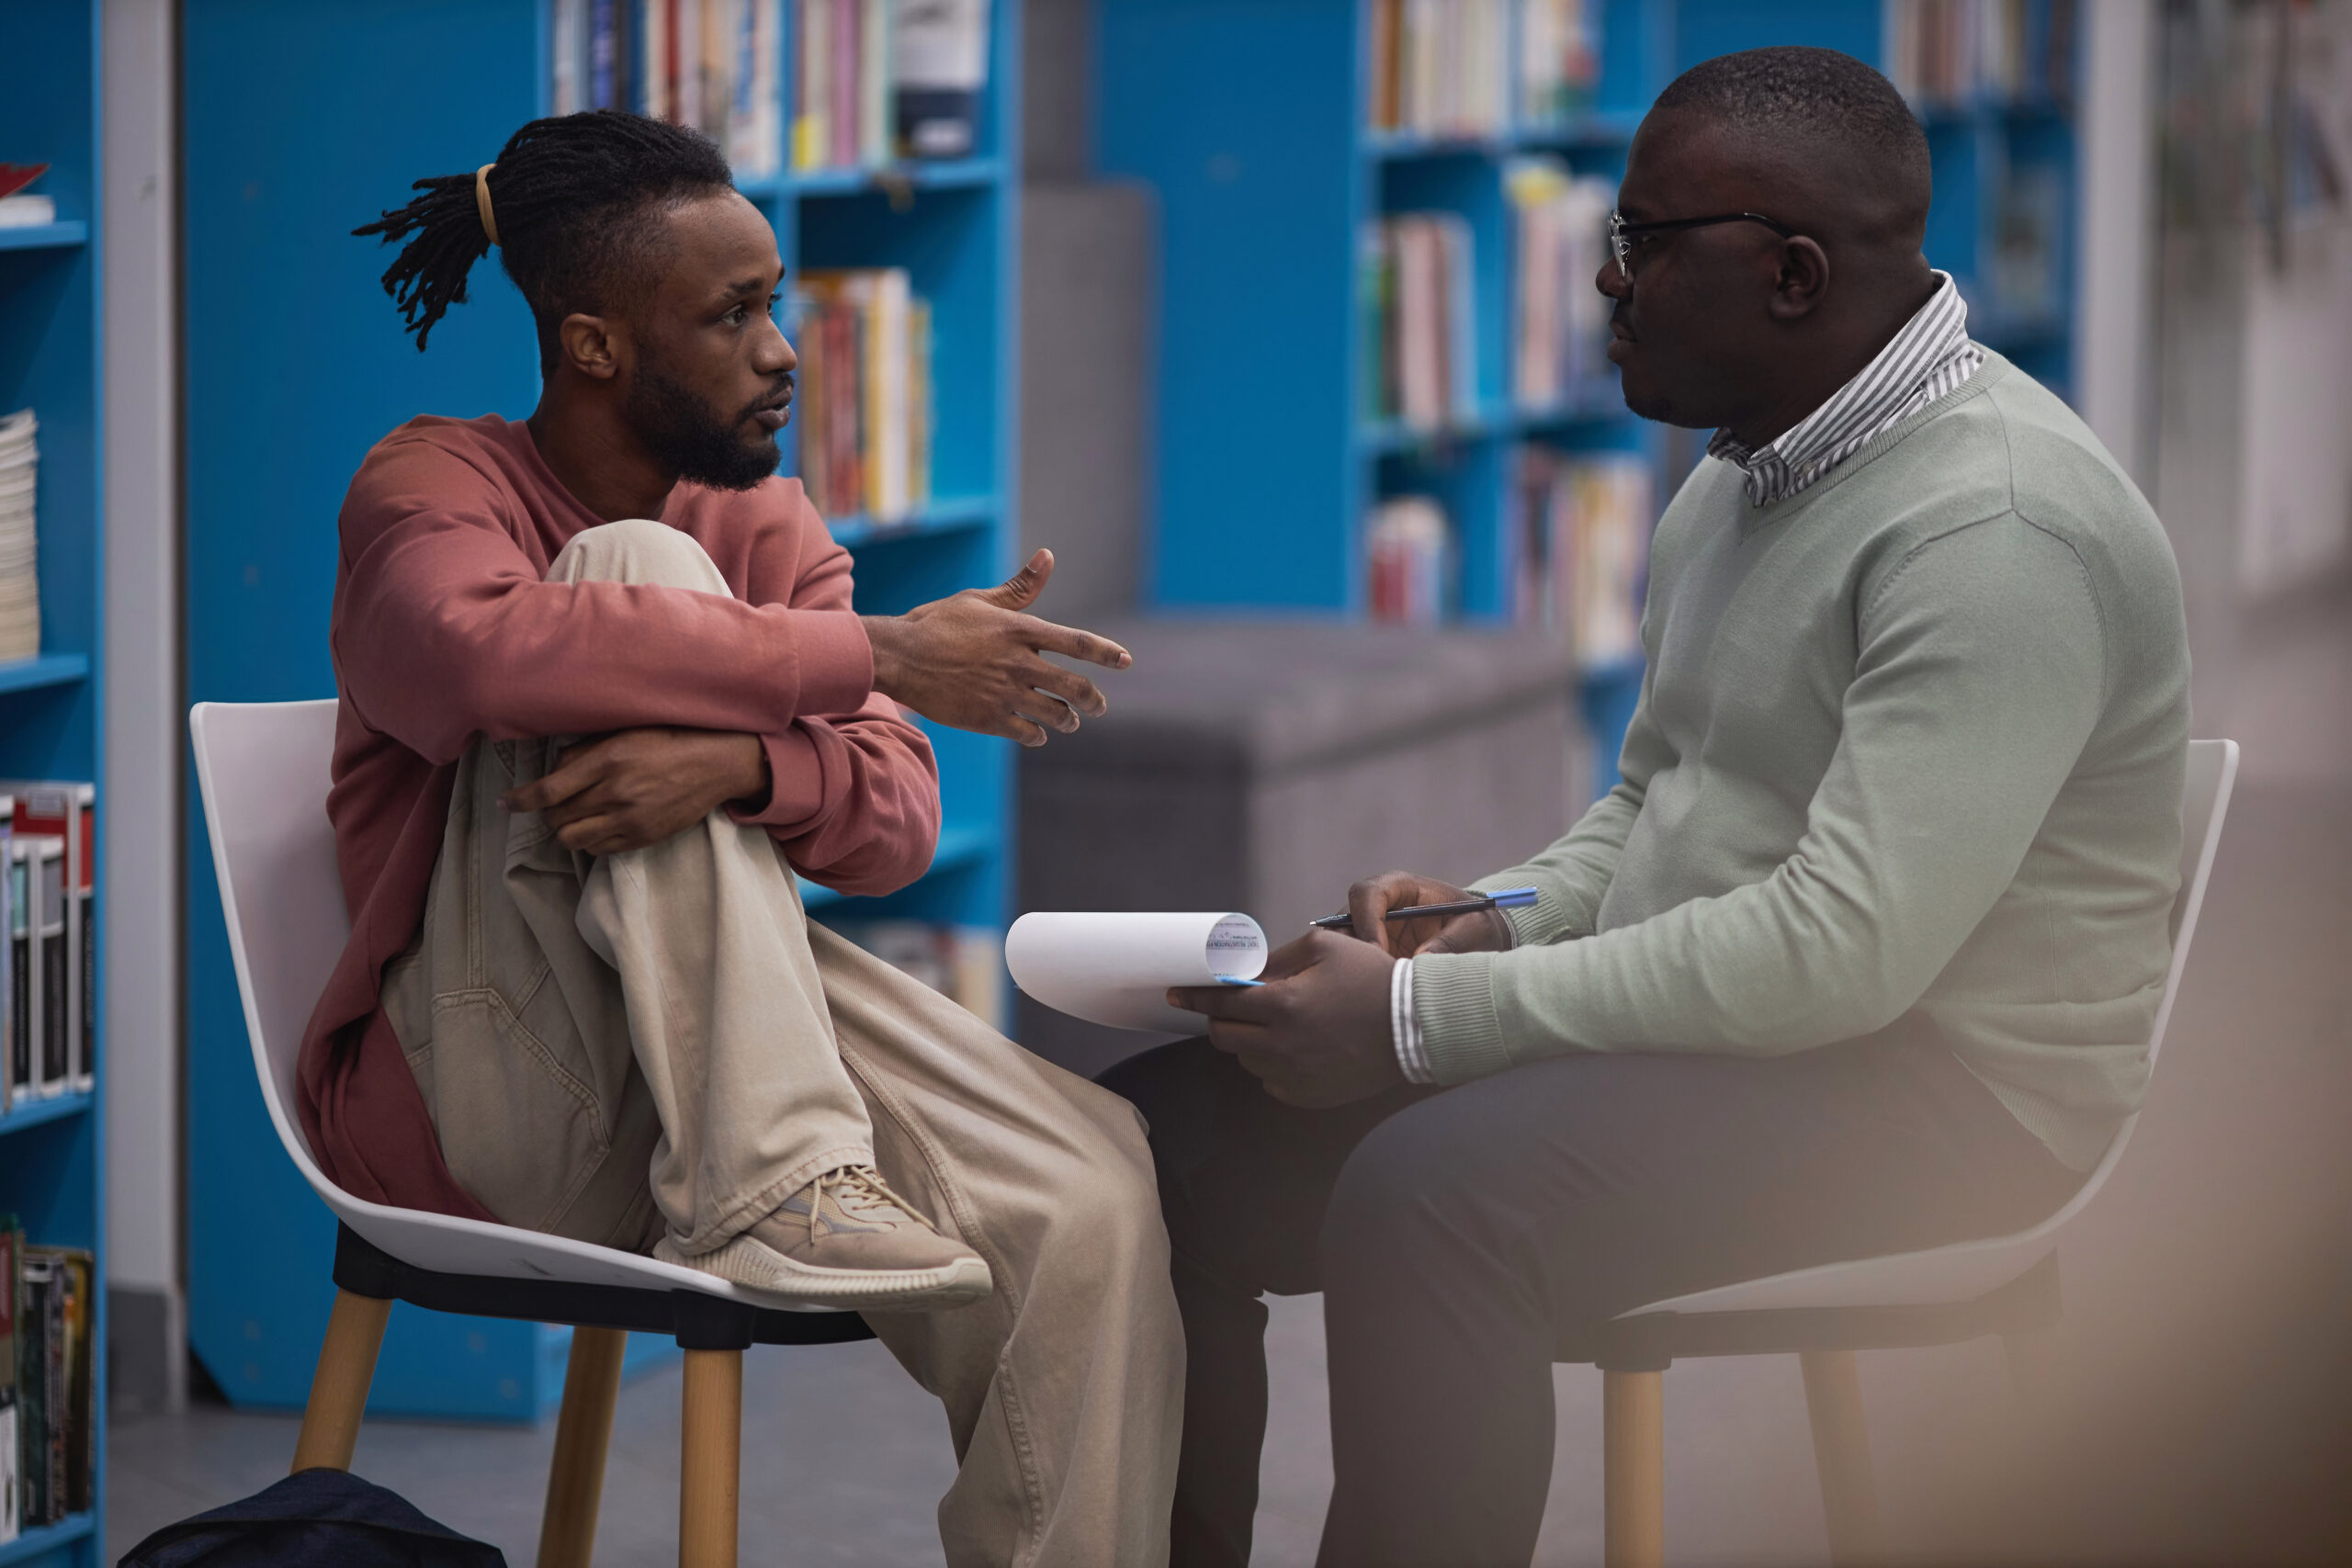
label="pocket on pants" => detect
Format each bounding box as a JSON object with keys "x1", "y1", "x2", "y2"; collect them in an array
[{"x1": 423, "y1": 985, "x2": 613, "y2": 1234}]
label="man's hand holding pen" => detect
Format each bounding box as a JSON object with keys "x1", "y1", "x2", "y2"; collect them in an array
[{"x1": 1168, "y1": 870, "x2": 1524, "y2": 1107}]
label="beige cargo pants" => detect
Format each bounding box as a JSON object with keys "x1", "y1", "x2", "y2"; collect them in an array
[{"x1": 381, "y1": 519, "x2": 1183, "y2": 1567}]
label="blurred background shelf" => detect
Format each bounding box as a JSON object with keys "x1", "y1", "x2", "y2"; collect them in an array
[
  {"x1": 0, "y1": 650, "x2": 89, "y2": 694},
  {"x1": 0, "y1": 220, "x2": 89, "y2": 254},
  {"x1": 0, "y1": 1089, "x2": 96, "y2": 1139},
  {"x1": 0, "y1": 1514, "x2": 96, "y2": 1566}
]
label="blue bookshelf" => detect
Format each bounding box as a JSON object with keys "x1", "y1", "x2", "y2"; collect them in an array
[
  {"x1": 0, "y1": 3, "x2": 107, "y2": 1561},
  {"x1": 1098, "y1": 0, "x2": 2082, "y2": 798},
  {"x1": 181, "y1": 0, "x2": 1020, "y2": 1423}
]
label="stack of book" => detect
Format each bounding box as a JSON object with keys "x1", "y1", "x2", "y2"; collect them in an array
[
  {"x1": 791, "y1": 268, "x2": 933, "y2": 524},
  {"x1": 0, "y1": 412, "x2": 37, "y2": 662},
  {"x1": 1518, "y1": 0, "x2": 1603, "y2": 126},
  {"x1": 1888, "y1": 0, "x2": 2079, "y2": 105},
  {"x1": 1365, "y1": 495, "x2": 1453, "y2": 626},
  {"x1": 1363, "y1": 214, "x2": 1477, "y2": 430},
  {"x1": 1366, "y1": 0, "x2": 1510, "y2": 138},
  {"x1": 0, "y1": 784, "x2": 94, "y2": 1112},
  {"x1": 793, "y1": 0, "x2": 994, "y2": 169},
  {"x1": 1505, "y1": 446, "x2": 1651, "y2": 669},
  {"x1": 0, "y1": 1221, "x2": 95, "y2": 1541},
  {"x1": 820, "y1": 920, "x2": 1004, "y2": 1031},
  {"x1": 1505, "y1": 158, "x2": 1613, "y2": 408},
  {"x1": 548, "y1": 0, "x2": 786, "y2": 178}
]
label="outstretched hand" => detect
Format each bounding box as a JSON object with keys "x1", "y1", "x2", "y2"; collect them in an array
[
  {"x1": 863, "y1": 548, "x2": 1132, "y2": 747},
  {"x1": 1167, "y1": 930, "x2": 1400, "y2": 1108}
]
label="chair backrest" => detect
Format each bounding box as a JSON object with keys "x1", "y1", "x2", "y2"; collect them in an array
[
  {"x1": 1619, "y1": 738, "x2": 2240, "y2": 1319},
  {"x1": 188, "y1": 699, "x2": 348, "y2": 1190}
]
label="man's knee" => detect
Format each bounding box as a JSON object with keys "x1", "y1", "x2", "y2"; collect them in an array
[
  {"x1": 548, "y1": 516, "x2": 730, "y2": 593},
  {"x1": 1319, "y1": 1090, "x2": 1517, "y2": 1295}
]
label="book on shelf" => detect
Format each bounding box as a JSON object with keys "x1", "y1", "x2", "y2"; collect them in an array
[
  {"x1": 1505, "y1": 445, "x2": 1650, "y2": 669},
  {"x1": 1987, "y1": 162, "x2": 2064, "y2": 319},
  {"x1": 549, "y1": 0, "x2": 785, "y2": 177},
  {"x1": 1889, "y1": 0, "x2": 2078, "y2": 107},
  {"x1": 1504, "y1": 157, "x2": 1611, "y2": 408},
  {"x1": 792, "y1": 268, "x2": 933, "y2": 524},
  {"x1": 1518, "y1": 0, "x2": 1601, "y2": 127},
  {"x1": 6, "y1": 838, "x2": 67, "y2": 1106},
  {"x1": 1366, "y1": 495, "x2": 1453, "y2": 626},
  {"x1": 1365, "y1": 213, "x2": 1477, "y2": 430},
  {"x1": 6, "y1": 1225, "x2": 92, "y2": 1532},
  {"x1": 820, "y1": 919, "x2": 1005, "y2": 1032},
  {"x1": 1367, "y1": 0, "x2": 1510, "y2": 138},
  {"x1": 0, "y1": 786, "x2": 92, "y2": 1097},
  {"x1": 0, "y1": 164, "x2": 53, "y2": 230},
  {"x1": 794, "y1": 0, "x2": 992, "y2": 169},
  {"x1": 0, "y1": 410, "x2": 40, "y2": 662},
  {"x1": 1367, "y1": 0, "x2": 1593, "y2": 135}
]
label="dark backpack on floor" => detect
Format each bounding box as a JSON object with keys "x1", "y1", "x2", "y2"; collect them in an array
[{"x1": 118, "y1": 1467, "x2": 506, "y2": 1568}]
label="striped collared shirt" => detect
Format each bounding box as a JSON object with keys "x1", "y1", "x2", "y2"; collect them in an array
[{"x1": 1708, "y1": 272, "x2": 1983, "y2": 506}]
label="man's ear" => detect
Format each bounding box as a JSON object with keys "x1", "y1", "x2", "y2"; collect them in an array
[
  {"x1": 1767, "y1": 236, "x2": 1831, "y2": 322},
  {"x1": 556, "y1": 312, "x2": 626, "y2": 380}
]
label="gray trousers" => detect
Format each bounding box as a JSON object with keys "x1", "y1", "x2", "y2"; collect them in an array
[{"x1": 384, "y1": 519, "x2": 1184, "y2": 1566}]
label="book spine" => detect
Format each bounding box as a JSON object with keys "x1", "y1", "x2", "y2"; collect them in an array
[
  {"x1": 8, "y1": 849, "x2": 26, "y2": 1102},
  {"x1": 892, "y1": 0, "x2": 986, "y2": 157}
]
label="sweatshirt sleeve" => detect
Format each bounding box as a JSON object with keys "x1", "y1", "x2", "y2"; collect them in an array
[
  {"x1": 1412, "y1": 513, "x2": 2106, "y2": 1085},
  {"x1": 333, "y1": 438, "x2": 874, "y2": 765},
  {"x1": 724, "y1": 488, "x2": 941, "y2": 896}
]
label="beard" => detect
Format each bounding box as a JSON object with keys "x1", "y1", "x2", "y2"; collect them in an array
[{"x1": 624, "y1": 356, "x2": 786, "y2": 492}]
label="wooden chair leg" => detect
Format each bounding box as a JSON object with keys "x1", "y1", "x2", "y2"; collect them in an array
[
  {"x1": 290, "y1": 1289, "x2": 391, "y2": 1473},
  {"x1": 1602, "y1": 1369, "x2": 1665, "y2": 1568},
  {"x1": 1800, "y1": 1349, "x2": 1884, "y2": 1566},
  {"x1": 678, "y1": 1347, "x2": 744, "y2": 1568},
  {"x1": 536, "y1": 1325, "x2": 630, "y2": 1568}
]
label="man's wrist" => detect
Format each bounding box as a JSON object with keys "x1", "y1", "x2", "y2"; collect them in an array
[{"x1": 859, "y1": 614, "x2": 903, "y2": 697}]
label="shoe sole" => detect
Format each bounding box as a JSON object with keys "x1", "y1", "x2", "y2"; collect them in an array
[{"x1": 654, "y1": 1234, "x2": 993, "y2": 1311}]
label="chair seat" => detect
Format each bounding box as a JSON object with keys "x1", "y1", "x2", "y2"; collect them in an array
[
  {"x1": 1555, "y1": 1253, "x2": 2058, "y2": 1372},
  {"x1": 330, "y1": 1224, "x2": 877, "y2": 1353}
]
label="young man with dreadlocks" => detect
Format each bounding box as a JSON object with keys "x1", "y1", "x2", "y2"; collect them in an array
[{"x1": 320, "y1": 111, "x2": 1180, "y2": 1562}]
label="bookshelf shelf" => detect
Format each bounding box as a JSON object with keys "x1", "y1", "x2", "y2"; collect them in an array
[
  {"x1": 0, "y1": 1512, "x2": 95, "y2": 1565},
  {"x1": 0, "y1": 1089, "x2": 94, "y2": 1140},
  {"x1": 758, "y1": 155, "x2": 1007, "y2": 199},
  {"x1": 0, "y1": 222, "x2": 89, "y2": 254},
  {"x1": 829, "y1": 494, "x2": 996, "y2": 549},
  {"x1": 0, "y1": 652, "x2": 89, "y2": 695}
]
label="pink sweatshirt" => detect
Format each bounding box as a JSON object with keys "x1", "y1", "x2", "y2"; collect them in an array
[{"x1": 304, "y1": 414, "x2": 939, "y2": 1219}]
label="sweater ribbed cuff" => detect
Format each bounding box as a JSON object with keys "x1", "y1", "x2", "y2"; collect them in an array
[
  {"x1": 1471, "y1": 875, "x2": 1573, "y2": 948},
  {"x1": 1409, "y1": 952, "x2": 1516, "y2": 1086}
]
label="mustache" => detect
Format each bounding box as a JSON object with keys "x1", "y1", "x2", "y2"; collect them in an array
[{"x1": 739, "y1": 376, "x2": 795, "y2": 421}]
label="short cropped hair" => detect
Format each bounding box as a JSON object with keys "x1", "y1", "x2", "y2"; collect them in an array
[{"x1": 1653, "y1": 46, "x2": 1929, "y2": 203}]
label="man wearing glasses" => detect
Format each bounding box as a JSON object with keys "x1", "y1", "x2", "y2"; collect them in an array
[{"x1": 1103, "y1": 44, "x2": 2190, "y2": 1568}]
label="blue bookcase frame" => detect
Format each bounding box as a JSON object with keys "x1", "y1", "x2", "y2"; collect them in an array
[
  {"x1": 0, "y1": 5, "x2": 108, "y2": 1562},
  {"x1": 182, "y1": 0, "x2": 1020, "y2": 1423},
  {"x1": 1097, "y1": 0, "x2": 2080, "y2": 795}
]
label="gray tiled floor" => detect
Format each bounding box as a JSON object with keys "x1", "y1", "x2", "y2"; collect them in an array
[{"x1": 110, "y1": 587, "x2": 2352, "y2": 1565}]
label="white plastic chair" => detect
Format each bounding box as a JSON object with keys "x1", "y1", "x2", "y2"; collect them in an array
[
  {"x1": 191, "y1": 698, "x2": 871, "y2": 1568},
  {"x1": 1558, "y1": 738, "x2": 2240, "y2": 1568}
]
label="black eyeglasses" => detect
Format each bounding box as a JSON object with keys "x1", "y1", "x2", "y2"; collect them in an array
[{"x1": 1608, "y1": 209, "x2": 1798, "y2": 279}]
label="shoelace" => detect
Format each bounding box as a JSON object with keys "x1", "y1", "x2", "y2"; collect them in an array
[{"x1": 803, "y1": 1165, "x2": 932, "y2": 1244}]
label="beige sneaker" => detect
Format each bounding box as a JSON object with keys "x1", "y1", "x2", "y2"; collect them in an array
[{"x1": 655, "y1": 1166, "x2": 991, "y2": 1310}]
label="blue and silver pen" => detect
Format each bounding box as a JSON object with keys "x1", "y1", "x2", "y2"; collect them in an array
[{"x1": 1307, "y1": 886, "x2": 1539, "y2": 931}]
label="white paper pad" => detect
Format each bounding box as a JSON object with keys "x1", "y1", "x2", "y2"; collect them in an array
[{"x1": 1005, "y1": 911, "x2": 1270, "y2": 1038}]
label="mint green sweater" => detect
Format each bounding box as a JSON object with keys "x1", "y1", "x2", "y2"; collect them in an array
[{"x1": 1416, "y1": 353, "x2": 2190, "y2": 1171}]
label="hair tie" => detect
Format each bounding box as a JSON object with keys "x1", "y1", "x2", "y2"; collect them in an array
[{"x1": 474, "y1": 164, "x2": 500, "y2": 247}]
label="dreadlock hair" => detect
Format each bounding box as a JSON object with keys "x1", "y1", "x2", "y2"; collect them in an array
[{"x1": 353, "y1": 109, "x2": 735, "y2": 359}]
